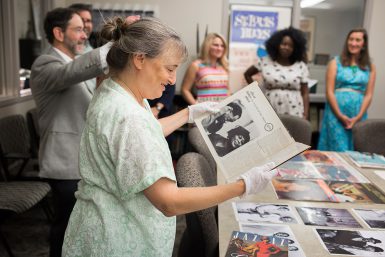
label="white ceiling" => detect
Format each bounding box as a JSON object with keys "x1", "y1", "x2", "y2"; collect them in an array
[{"x1": 304, "y1": 0, "x2": 365, "y2": 11}]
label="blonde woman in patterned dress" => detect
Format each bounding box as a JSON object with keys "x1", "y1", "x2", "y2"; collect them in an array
[
  {"x1": 244, "y1": 27, "x2": 309, "y2": 119},
  {"x1": 181, "y1": 33, "x2": 229, "y2": 104},
  {"x1": 62, "y1": 17, "x2": 277, "y2": 257}
]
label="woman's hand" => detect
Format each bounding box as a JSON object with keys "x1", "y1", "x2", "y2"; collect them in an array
[
  {"x1": 187, "y1": 102, "x2": 220, "y2": 123},
  {"x1": 239, "y1": 162, "x2": 277, "y2": 197}
]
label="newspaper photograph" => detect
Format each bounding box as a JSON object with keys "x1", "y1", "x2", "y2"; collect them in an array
[
  {"x1": 195, "y1": 82, "x2": 310, "y2": 182},
  {"x1": 232, "y1": 202, "x2": 298, "y2": 224}
]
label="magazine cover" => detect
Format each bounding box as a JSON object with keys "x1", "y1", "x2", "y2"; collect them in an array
[
  {"x1": 194, "y1": 82, "x2": 310, "y2": 182},
  {"x1": 296, "y1": 207, "x2": 361, "y2": 228},
  {"x1": 352, "y1": 208, "x2": 385, "y2": 229},
  {"x1": 232, "y1": 202, "x2": 298, "y2": 224},
  {"x1": 240, "y1": 223, "x2": 306, "y2": 257},
  {"x1": 315, "y1": 228, "x2": 385, "y2": 256},
  {"x1": 277, "y1": 161, "x2": 323, "y2": 180},
  {"x1": 314, "y1": 163, "x2": 370, "y2": 183},
  {"x1": 346, "y1": 151, "x2": 385, "y2": 169},
  {"x1": 224, "y1": 230, "x2": 288, "y2": 257},
  {"x1": 303, "y1": 150, "x2": 336, "y2": 164},
  {"x1": 273, "y1": 179, "x2": 385, "y2": 203},
  {"x1": 272, "y1": 178, "x2": 339, "y2": 202},
  {"x1": 325, "y1": 181, "x2": 385, "y2": 204}
]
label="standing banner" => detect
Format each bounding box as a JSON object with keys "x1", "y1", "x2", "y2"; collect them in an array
[{"x1": 228, "y1": 5, "x2": 292, "y2": 93}]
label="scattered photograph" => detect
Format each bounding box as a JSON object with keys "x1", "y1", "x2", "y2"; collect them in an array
[
  {"x1": 315, "y1": 228, "x2": 385, "y2": 256},
  {"x1": 326, "y1": 181, "x2": 385, "y2": 204},
  {"x1": 353, "y1": 209, "x2": 385, "y2": 229},
  {"x1": 240, "y1": 222, "x2": 306, "y2": 257},
  {"x1": 296, "y1": 206, "x2": 361, "y2": 228},
  {"x1": 277, "y1": 161, "x2": 322, "y2": 180},
  {"x1": 272, "y1": 178, "x2": 338, "y2": 202},
  {"x1": 233, "y1": 202, "x2": 298, "y2": 224},
  {"x1": 224, "y1": 230, "x2": 288, "y2": 257},
  {"x1": 315, "y1": 164, "x2": 370, "y2": 183}
]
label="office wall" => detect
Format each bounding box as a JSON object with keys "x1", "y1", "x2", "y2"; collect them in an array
[
  {"x1": 303, "y1": 9, "x2": 362, "y2": 59},
  {"x1": 365, "y1": 0, "x2": 385, "y2": 118}
]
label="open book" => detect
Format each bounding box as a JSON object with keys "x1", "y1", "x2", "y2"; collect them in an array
[{"x1": 194, "y1": 82, "x2": 310, "y2": 182}]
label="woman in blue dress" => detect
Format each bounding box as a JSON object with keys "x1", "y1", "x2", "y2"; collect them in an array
[{"x1": 318, "y1": 28, "x2": 376, "y2": 151}]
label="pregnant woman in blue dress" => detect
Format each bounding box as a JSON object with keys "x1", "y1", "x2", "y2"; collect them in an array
[{"x1": 318, "y1": 28, "x2": 376, "y2": 151}]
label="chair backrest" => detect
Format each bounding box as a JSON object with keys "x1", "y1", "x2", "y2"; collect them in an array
[
  {"x1": 353, "y1": 119, "x2": 385, "y2": 156},
  {"x1": 188, "y1": 127, "x2": 216, "y2": 172},
  {"x1": 278, "y1": 114, "x2": 312, "y2": 145},
  {"x1": 0, "y1": 115, "x2": 30, "y2": 155},
  {"x1": 26, "y1": 108, "x2": 40, "y2": 158},
  {"x1": 175, "y1": 152, "x2": 218, "y2": 257}
]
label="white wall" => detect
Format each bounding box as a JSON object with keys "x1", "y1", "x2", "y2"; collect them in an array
[
  {"x1": 365, "y1": 0, "x2": 385, "y2": 118},
  {"x1": 303, "y1": 9, "x2": 362, "y2": 59}
]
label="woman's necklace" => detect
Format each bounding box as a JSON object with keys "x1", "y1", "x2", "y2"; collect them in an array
[{"x1": 113, "y1": 77, "x2": 144, "y2": 105}]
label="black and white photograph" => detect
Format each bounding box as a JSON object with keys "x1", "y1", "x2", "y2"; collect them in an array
[
  {"x1": 240, "y1": 223, "x2": 306, "y2": 257},
  {"x1": 296, "y1": 207, "x2": 361, "y2": 228},
  {"x1": 201, "y1": 99, "x2": 259, "y2": 157},
  {"x1": 233, "y1": 202, "x2": 298, "y2": 224},
  {"x1": 315, "y1": 229, "x2": 385, "y2": 256},
  {"x1": 353, "y1": 209, "x2": 385, "y2": 229}
]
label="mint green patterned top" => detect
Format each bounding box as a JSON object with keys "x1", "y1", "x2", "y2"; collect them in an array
[{"x1": 62, "y1": 78, "x2": 176, "y2": 257}]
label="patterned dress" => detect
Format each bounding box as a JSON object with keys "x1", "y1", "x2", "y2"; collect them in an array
[
  {"x1": 195, "y1": 61, "x2": 229, "y2": 103},
  {"x1": 255, "y1": 56, "x2": 309, "y2": 117},
  {"x1": 62, "y1": 78, "x2": 176, "y2": 257},
  {"x1": 318, "y1": 56, "x2": 370, "y2": 151}
]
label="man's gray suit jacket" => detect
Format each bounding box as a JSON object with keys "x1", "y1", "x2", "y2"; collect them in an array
[{"x1": 30, "y1": 46, "x2": 104, "y2": 179}]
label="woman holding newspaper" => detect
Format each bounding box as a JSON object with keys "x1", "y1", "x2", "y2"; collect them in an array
[
  {"x1": 62, "y1": 17, "x2": 277, "y2": 257},
  {"x1": 244, "y1": 27, "x2": 309, "y2": 119}
]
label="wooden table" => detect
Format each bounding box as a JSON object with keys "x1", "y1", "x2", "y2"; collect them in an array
[{"x1": 218, "y1": 153, "x2": 385, "y2": 257}]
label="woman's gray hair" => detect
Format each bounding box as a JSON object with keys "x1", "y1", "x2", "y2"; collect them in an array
[{"x1": 100, "y1": 17, "x2": 187, "y2": 72}]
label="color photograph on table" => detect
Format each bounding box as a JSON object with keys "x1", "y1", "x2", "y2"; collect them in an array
[
  {"x1": 225, "y1": 231, "x2": 288, "y2": 257},
  {"x1": 233, "y1": 202, "x2": 298, "y2": 224},
  {"x1": 272, "y1": 178, "x2": 337, "y2": 202},
  {"x1": 276, "y1": 161, "x2": 322, "y2": 180},
  {"x1": 326, "y1": 181, "x2": 385, "y2": 204},
  {"x1": 296, "y1": 207, "x2": 361, "y2": 228},
  {"x1": 315, "y1": 229, "x2": 385, "y2": 256},
  {"x1": 272, "y1": 178, "x2": 385, "y2": 203},
  {"x1": 353, "y1": 209, "x2": 385, "y2": 229},
  {"x1": 240, "y1": 223, "x2": 306, "y2": 257},
  {"x1": 314, "y1": 163, "x2": 370, "y2": 183}
]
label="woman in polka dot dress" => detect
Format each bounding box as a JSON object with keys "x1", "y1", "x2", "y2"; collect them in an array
[{"x1": 244, "y1": 27, "x2": 309, "y2": 119}]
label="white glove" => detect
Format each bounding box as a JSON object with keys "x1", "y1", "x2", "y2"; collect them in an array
[
  {"x1": 239, "y1": 162, "x2": 277, "y2": 197},
  {"x1": 187, "y1": 102, "x2": 220, "y2": 123}
]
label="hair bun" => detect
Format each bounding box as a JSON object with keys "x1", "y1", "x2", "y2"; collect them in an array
[{"x1": 100, "y1": 17, "x2": 127, "y2": 41}]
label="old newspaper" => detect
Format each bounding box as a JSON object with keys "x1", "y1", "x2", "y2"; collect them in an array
[{"x1": 195, "y1": 82, "x2": 310, "y2": 182}]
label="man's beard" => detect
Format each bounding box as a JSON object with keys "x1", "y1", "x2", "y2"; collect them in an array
[{"x1": 63, "y1": 36, "x2": 84, "y2": 56}]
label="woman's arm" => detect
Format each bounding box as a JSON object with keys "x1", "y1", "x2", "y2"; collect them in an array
[
  {"x1": 244, "y1": 65, "x2": 260, "y2": 84},
  {"x1": 325, "y1": 59, "x2": 350, "y2": 128},
  {"x1": 300, "y1": 83, "x2": 309, "y2": 119},
  {"x1": 158, "y1": 108, "x2": 189, "y2": 137},
  {"x1": 347, "y1": 64, "x2": 377, "y2": 129},
  {"x1": 181, "y1": 62, "x2": 199, "y2": 105},
  {"x1": 144, "y1": 177, "x2": 245, "y2": 217}
]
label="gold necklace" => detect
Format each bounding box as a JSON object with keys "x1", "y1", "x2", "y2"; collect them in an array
[{"x1": 113, "y1": 77, "x2": 144, "y2": 105}]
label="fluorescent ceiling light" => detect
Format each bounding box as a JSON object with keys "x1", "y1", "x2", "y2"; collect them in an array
[{"x1": 301, "y1": 0, "x2": 326, "y2": 8}]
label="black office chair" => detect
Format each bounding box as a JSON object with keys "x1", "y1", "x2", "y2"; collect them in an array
[
  {"x1": 0, "y1": 163, "x2": 51, "y2": 257},
  {"x1": 353, "y1": 119, "x2": 385, "y2": 156},
  {"x1": 279, "y1": 114, "x2": 312, "y2": 145},
  {"x1": 188, "y1": 127, "x2": 216, "y2": 172},
  {"x1": 0, "y1": 115, "x2": 39, "y2": 180},
  {"x1": 175, "y1": 152, "x2": 218, "y2": 257}
]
